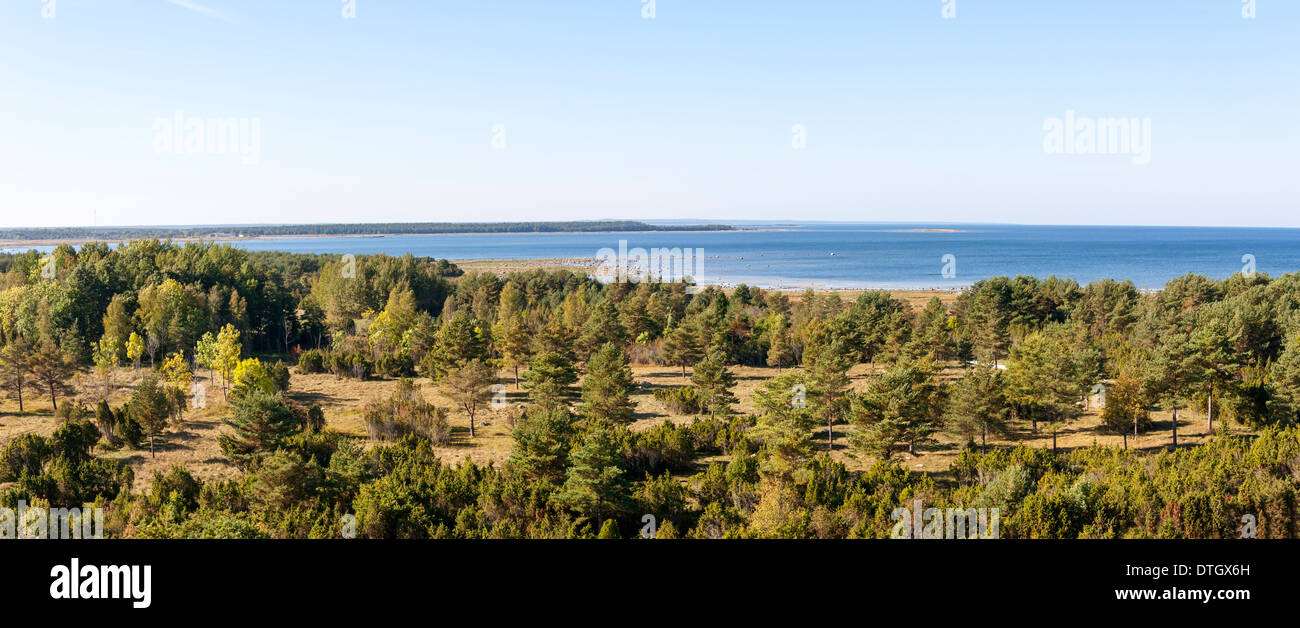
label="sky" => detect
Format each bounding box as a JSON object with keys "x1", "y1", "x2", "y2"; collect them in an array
[{"x1": 0, "y1": 0, "x2": 1296, "y2": 228}]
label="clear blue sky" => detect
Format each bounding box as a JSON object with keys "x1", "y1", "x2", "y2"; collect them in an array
[{"x1": 1, "y1": 0, "x2": 1296, "y2": 228}]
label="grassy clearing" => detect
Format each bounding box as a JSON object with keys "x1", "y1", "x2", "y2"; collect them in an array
[{"x1": 1, "y1": 358, "x2": 1228, "y2": 495}]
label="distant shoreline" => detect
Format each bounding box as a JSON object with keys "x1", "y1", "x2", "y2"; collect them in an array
[
  {"x1": 452, "y1": 257, "x2": 967, "y2": 301},
  {"x1": 0, "y1": 230, "x2": 741, "y2": 249},
  {"x1": 0, "y1": 220, "x2": 735, "y2": 246}
]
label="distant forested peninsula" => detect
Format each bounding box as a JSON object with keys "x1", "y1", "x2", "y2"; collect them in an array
[{"x1": 0, "y1": 220, "x2": 734, "y2": 241}]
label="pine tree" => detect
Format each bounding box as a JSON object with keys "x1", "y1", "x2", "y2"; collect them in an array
[
  {"x1": 1005, "y1": 328, "x2": 1095, "y2": 450},
  {"x1": 690, "y1": 349, "x2": 737, "y2": 419},
  {"x1": 532, "y1": 310, "x2": 577, "y2": 361},
  {"x1": 1267, "y1": 334, "x2": 1300, "y2": 422},
  {"x1": 0, "y1": 337, "x2": 33, "y2": 412},
  {"x1": 765, "y1": 314, "x2": 796, "y2": 370},
  {"x1": 427, "y1": 311, "x2": 487, "y2": 379},
  {"x1": 522, "y1": 351, "x2": 578, "y2": 409},
  {"x1": 508, "y1": 405, "x2": 575, "y2": 484},
  {"x1": 30, "y1": 340, "x2": 75, "y2": 411},
  {"x1": 806, "y1": 345, "x2": 851, "y2": 451},
  {"x1": 945, "y1": 364, "x2": 1008, "y2": 453},
  {"x1": 441, "y1": 358, "x2": 496, "y2": 437},
  {"x1": 494, "y1": 315, "x2": 533, "y2": 389},
  {"x1": 849, "y1": 361, "x2": 943, "y2": 460},
  {"x1": 749, "y1": 371, "x2": 816, "y2": 478},
  {"x1": 662, "y1": 322, "x2": 703, "y2": 378},
  {"x1": 1142, "y1": 333, "x2": 1195, "y2": 449},
  {"x1": 576, "y1": 300, "x2": 628, "y2": 361},
  {"x1": 581, "y1": 343, "x2": 638, "y2": 423},
  {"x1": 218, "y1": 387, "x2": 301, "y2": 467},
  {"x1": 131, "y1": 375, "x2": 171, "y2": 458},
  {"x1": 908, "y1": 297, "x2": 955, "y2": 361},
  {"x1": 553, "y1": 425, "x2": 629, "y2": 523},
  {"x1": 1186, "y1": 317, "x2": 1239, "y2": 431}
]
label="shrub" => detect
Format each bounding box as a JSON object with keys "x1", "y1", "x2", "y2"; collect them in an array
[
  {"x1": 375, "y1": 353, "x2": 416, "y2": 378},
  {"x1": 627, "y1": 420, "x2": 696, "y2": 474},
  {"x1": 114, "y1": 411, "x2": 145, "y2": 450},
  {"x1": 269, "y1": 360, "x2": 292, "y2": 391},
  {"x1": 0, "y1": 434, "x2": 51, "y2": 482},
  {"x1": 94, "y1": 401, "x2": 120, "y2": 449},
  {"x1": 151, "y1": 465, "x2": 202, "y2": 512},
  {"x1": 363, "y1": 379, "x2": 451, "y2": 444},
  {"x1": 304, "y1": 405, "x2": 326, "y2": 433},
  {"x1": 329, "y1": 352, "x2": 370, "y2": 380},
  {"x1": 297, "y1": 349, "x2": 327, "y2": 374},
  {"x1": 653, "y1": 386, "x2": 701, "y2": 414},
  {"x1": 54, "y1": 400, "x2": 90, "y2": 422}
]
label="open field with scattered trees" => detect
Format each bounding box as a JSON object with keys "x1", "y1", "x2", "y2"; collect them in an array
[{"x1": 2, "y1": 241, "x2": 1298, "y2": 538}]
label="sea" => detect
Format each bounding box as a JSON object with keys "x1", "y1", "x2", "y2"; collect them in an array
[{"x1": 12, "y1": 222, "x2": 1300, "y2": 291}]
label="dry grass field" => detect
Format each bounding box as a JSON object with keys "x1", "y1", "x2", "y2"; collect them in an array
[{"x1": 1, "y1": 355, "x2": 1226, "y2": 494}]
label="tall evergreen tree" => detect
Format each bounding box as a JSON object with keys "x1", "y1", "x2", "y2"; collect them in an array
[
  {"x1": 662, "y1": 322, "x2": 704, "y2": 378},
  {"x1": 750, "y1": 371, "x2": 816, "y2": 478},
  {"x1": 218, "y1": 388, "x2": 301, "y2": 466},
  {"x1": 522, "y1": 351, "x2": 578, "y2": 409},
  {"x1": 945, "y1": 364, "x2": 1009, "y2": 453},
  {"x1": 553, "y1": 425, "x2": 629, "y2": 524},
  {"x1": 576, "y1": 300, "x2": 628, "y2": 361},
  {"x1": 806, "y1": 345, "x2": 851, "y2": 451},
  {"x1": 1185, "y1": 317, "x2": 1239, "y2": 431},
  {"x1": 508, "y1": 405, "x2": 575, "y2": 484},
  {"x1": 0, "y1": 337, "x2": 33, "y2": 412},
  {"x1": 1142, "y1": 332, "x2": 1195, "y2": 448},
  {"x1": 30, "y1": 340, "x2": 75, "y2": 411},
  {"x1": 1005, "y1": 328, "x2": 1096, "y2": 450},
  {"x1": 849, "y1": 361, "x2": 943, "y2": 460},
  {"x1": 494, "y1": 315, "x2": 533, "y2": 389},
  {"x1": 131, "y1": 375, "x2": 172, "y2": 458},
  {"x1": 690, "y1": 349, "x2": 737, "y2": 419},
  {"x1": 765, "y1": 314, "x2": 796, "y2": 370},
  {"x1": 581, "y1": 343, "x2": 638, "y2": 423},
  {"x1": 441, "y1": 358, "x2": 496, "y2": 437}
]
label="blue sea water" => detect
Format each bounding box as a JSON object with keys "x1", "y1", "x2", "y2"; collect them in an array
[{"x1": 13, "y1": 223, "x2": 1300, "y2": 290}]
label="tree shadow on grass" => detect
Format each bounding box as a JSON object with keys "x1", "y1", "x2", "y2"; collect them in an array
[{"x1": 287, "y1": 390, "x2": 348, "y2": 406}]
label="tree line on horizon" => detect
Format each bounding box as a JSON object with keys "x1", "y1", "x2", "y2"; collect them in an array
[
  {"x1": 1, "y1": 240, "x2": 1299, "y2": 538},
  {"x1": 0, "y1": 220, "x2": 734, "y2": 241}
]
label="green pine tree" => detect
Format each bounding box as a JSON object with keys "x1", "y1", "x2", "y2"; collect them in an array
[
  {"x1": 690, "y1": 349, "x2": 737, "y2": 419},
  {"x1": 553, "y1": 425, "x2": 629, "y2": 523},
  {"x1": 581, "y1": 343, "x2": 638, "y2": 423},
  {"x1": 522, "y1": 351, "x2": 578, "y2": 409},
  {"x1": 218, "y1": 388, "x2": 302, "y2": 467}
]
